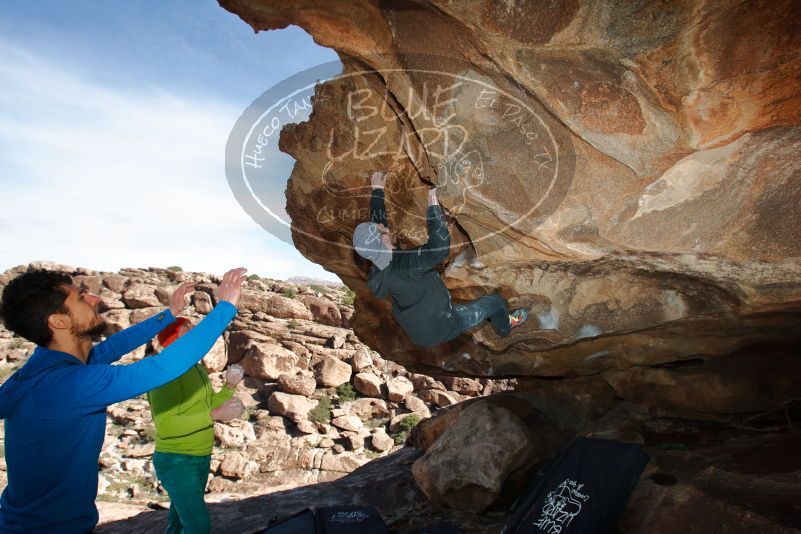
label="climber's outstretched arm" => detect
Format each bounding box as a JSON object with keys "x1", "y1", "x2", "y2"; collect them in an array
[
  {"x1": 370, "y1": 171, "x2": 388, "y2": 225},
  {"x1": 411, "y1": 188, "x2": 450, "y2": 270}
]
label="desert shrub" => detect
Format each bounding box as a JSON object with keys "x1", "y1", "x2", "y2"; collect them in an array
[
  {"x1": 341, "y1": 288, "x2": 355, "y2": 306},
  {"x1": 281, "y1": 288, "x2": 297, "y2": 299},
  {"x1": 396, "y1": 413, "x2": 420, "y2": 433},
  {"x1": 247, "y1": 274, "x2": 260, "y2": 281},
  {"x1": 308, "y1": 395, "x2": 331, "y2": 424},
  {"x1": 287, "y1": 319, "x2": 301, "y2": 330},
  {"x1": 390, "y1": 414, "x2": 421, "y2": 445},
  {"x1": 166, "y1": 265, "x2": 183, "y2": 272},
  {"x1": 335, "y1": 383, "x2": 357, "y2": 403}
]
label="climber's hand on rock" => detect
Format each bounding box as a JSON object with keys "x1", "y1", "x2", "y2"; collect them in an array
[
  {"x1": 427, "y1": 188, "x2": 439, "y2": 207},
  {"x1": 370, "y1": 171, "x2": 387, "y2": 190}
]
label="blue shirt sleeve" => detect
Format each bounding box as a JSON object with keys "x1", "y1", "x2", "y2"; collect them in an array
[
  {"x1": 87, "y1": 309, "x2": 176, "y2": 365},
  {"x1": 44, "y1": 302, "x2": 237, "y2": 416}
]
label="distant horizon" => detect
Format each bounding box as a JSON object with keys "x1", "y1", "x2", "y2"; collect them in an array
[
  {"x1": 0, "y1": 1, "x2": 342, "y2": 282},
  {"x1": 0, "y1": 259, "x2": 343, "y2": 285}
]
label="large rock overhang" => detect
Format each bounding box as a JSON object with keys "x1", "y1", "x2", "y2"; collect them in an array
[{"x1": 219, "y1": 0, "x2": 801, "y2": 387}]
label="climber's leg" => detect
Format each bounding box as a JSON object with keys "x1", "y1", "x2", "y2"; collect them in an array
[{"x1": 444, "y1": 294, "x2": 510, "y2": 341}]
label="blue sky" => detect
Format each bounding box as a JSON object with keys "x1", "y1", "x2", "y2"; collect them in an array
[{"x1": 0, "y1": 0, "x2": 341, "y2": 281}]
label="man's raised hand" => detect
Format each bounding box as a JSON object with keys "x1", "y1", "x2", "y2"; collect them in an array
[
  {"x1": 168, "y1": 282, "x2": 196, "y2": 317},
  {"x1": 370, "y1": 171, "x2": 387, "y2": 190},
  {"x1": 225, "y1": 364, "x2": 245, "y2": 388},
  {"x1": 216, "y1": 267, "x2": 247, "y2": 307}
]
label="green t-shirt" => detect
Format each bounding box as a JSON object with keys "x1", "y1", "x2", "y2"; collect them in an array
[{"x1": 148, "y1": 364, "x2": 234, "y2": 456}]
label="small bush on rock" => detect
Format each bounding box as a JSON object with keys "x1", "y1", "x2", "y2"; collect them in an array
[
  {"x1": 281, "y1": 288, "x2": 297, "y2": 299},
  {"x1": 167, "y1": 265, "x2": 183, "y2": 272},
  {"x1": 335, "y1": 383, "x2": 357, "y2": 403},
  {"x1": 308, "y1": 395, "x2": 331, "y2": 424},
  {"x1": 390, "y1": 414, "x2": 421, "y2": 445},
  {"x1": 341, "y1": 288, "x2": 355, "y2": 306}
]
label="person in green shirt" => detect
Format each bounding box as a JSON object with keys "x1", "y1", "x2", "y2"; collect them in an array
[{"x1": 148, "y1": 317, "x2": 245, "y2": 534}]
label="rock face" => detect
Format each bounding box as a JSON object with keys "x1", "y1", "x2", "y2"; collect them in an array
[
  {"x1": 412, "y1": 401, "x2": 530, "y2": 511},
  {"x1": 219, "y1": 0, "x2": 801, "y2": 417}
]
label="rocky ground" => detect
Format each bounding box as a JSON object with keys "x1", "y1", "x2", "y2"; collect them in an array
[{"x1": 0, "y1": 262, "x2": 514, "y2": 524}]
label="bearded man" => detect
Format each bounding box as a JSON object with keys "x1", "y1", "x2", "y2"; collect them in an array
[{"x1": 0, "y1": 267, "x2": 247, "y2": 533}]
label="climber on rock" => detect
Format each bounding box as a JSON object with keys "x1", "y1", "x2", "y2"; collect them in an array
[{"x1": 352, "y1": 170, "x2": 528, "y2": 348}]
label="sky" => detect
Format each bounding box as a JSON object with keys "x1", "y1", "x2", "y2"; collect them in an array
[{"x1": 0, "y1": 1, "x2": 342, "y2": 281}]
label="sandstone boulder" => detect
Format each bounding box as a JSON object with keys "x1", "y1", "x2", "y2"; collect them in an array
[
  {"x1": 239, "y1": 290, "x2": 312, "y2": 320},
  {"x1": 129, "y1": 307, "x2": 161, "y2": 325},
  {"x1": 331, "y1": 415, "x2": 363, "y2": 432},
  {"x1": 214, "y1": 420, "x2": 257, "y2": 448},
  {"x1": 122, "y1": 284, "x2": 160, "y2": 309},
  {"x1": 298, "y1": 295, "x2": 342, "y2": 326},
  {"x1": 243, "y1": 342, "x2": 300, "y2": 381},
  {"x1": 348, "y1": 398, "x2": 390, "y2": 420},
  {"x1": 319, "y1": 451, "x2": 369, "y2": 473},
  {"x1": 410, "y1": 374, "x2": 446, "y2": 392},
  {"x1": 73, "y1": 274, "x2": 103, "y2": 295},
  {"x1": 267, "y1": 392, "x2": 317, "y2": 423},
  {"x1": 351, "y1": 348, "x2": 373, "y2": 371},
  {"x1": 295, "y1": 420, "x2": 317, "y2": 434},
  {"x1": 220, "y1": 451, "x2": 259, "y2": 480},
  {"x1": 411, "y1": 402, "x2": 529, "y2": 511},
  {"x1": 338, "y1": 305, "x2": 354, "y2": 328},
  {"x1": 370, "y1": 430, "x2": 394, "y2": 453},
  {"x1": 201, "y1": 337, "x2": 227, "y2": 372},
  {"x1": 340, "y1": 431, "x2": 365, "y2": 450},
  {"x1": 277, "y1": 373, "x2": 317, "y2": 397},
  {"x1": 353, "y1": 372, "x2": 383, "y2": 398},
  {"x1": 418, "y1": 389, "x2": 460, "y2": 408},
  {"x1": 102, "y1": 309, "x2": 131, "y2": 334},
  {"x1": 314, "y1": 356, "x2": 352, "y2": 387},
  {"x1": 441, "y1": 377, "x2": 483, "y2": 397},
  {"x1": 98, "y1": 293, "x2": 125, "y2": 311},
  {"x1": 227, "y1": 330, "x2": 269, "y2": 364},
  {"x1": 386, "y1": 376, "x2": 414, "y2": 403},
  {"x1": 193, "y1": 291, "x2": 213, "y2": 314},
  {"x1": 102, "y1": 274, "x2": 128, "y2": 293},
  {"x1": 325, "y1": 334, "x2": 346, "y2": 349},
  {"x1": 404, "y1": 395, "x2": 432, "y2": 418}
]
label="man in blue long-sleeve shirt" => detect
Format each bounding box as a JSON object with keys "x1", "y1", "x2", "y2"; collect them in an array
[
  {"x1": 0, "y1": 266, "x2": 247, "y2": 533},
  {"x1": 352, "y1": 171, "x2": 527, "y2": 348}
]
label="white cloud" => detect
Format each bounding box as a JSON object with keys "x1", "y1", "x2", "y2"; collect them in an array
[{"x1": 0, "y1": 39, "x2": 339, "y2": 282}]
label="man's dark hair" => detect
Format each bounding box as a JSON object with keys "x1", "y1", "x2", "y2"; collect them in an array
[{"x1": 0, "y1": 270, "x2": 72, "y2": 346}]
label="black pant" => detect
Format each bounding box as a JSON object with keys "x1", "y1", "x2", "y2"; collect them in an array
[{"x1": 443, "y1": 294, "x2": 510, "y2": 342}]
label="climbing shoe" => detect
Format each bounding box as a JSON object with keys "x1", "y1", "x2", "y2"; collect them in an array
[{"x1": 509, "y1": 308, "x2": 529, "y2": 329}]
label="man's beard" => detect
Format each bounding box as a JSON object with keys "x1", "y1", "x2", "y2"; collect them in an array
[{"x1": 72, "y1": 316, "x2": 108, "y2": 340}]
